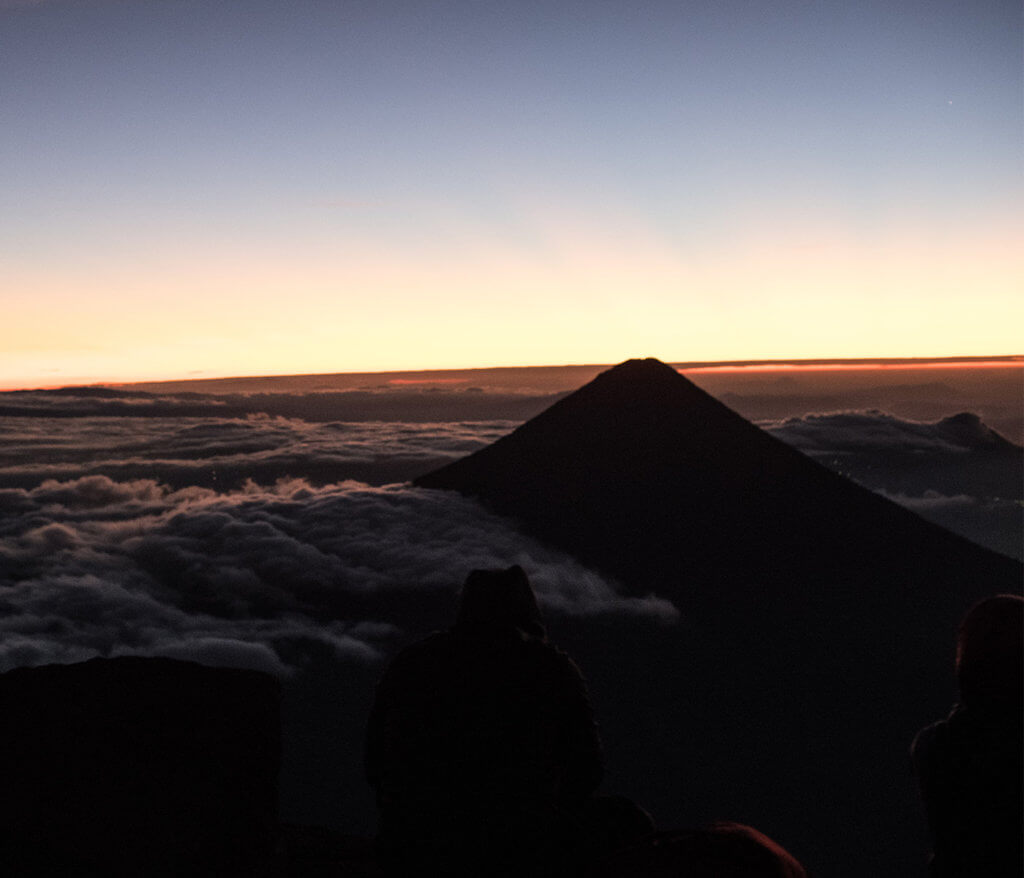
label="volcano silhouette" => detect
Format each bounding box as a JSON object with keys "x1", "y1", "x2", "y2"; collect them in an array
[
  {"x1": 415, "y1": 358, "x2": 1021, "y2": 877},
  {"x1": 417, "y1": 358, "x2": 1017, "y2": 605}
]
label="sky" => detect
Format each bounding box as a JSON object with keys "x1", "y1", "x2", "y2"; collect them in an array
[{"x1": 2, "y1": 0, "x2": 1021, "y2": 387}]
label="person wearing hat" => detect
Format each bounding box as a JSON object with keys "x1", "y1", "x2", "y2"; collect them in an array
[{"x1": 366, "y1": 566, "x2": 604, "y2": 876}]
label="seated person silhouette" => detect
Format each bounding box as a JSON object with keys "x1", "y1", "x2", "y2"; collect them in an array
[
  {"x1": 365, "y1": 565, "x2": 604, "y2": 876},
  {"x1": 911, "y1": 594, "x2": 1023, "y2": 878}
]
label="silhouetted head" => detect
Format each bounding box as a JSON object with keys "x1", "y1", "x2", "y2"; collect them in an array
[
  {"x1": 455, "y1": 566, "x2": 545, "y2": 639},
  {"x1": 956, "y1": 593, "x2": 1023, "y2": 717},
  {"x1": 588, "y1": 822, "x2": 806, "y2": 878}
]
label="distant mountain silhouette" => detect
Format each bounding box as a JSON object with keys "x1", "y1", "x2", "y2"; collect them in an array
[{"x1": 415, "y1": 358, "x2": 1022, "y2": 877}]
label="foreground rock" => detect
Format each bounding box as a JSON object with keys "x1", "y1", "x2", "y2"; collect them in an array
[{"x1": 0, "y1": 657, "x2": 280, "y2": 877}]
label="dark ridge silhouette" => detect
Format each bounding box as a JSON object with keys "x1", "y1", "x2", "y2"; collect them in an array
[
  {"x1": 12, "y1": 385, "x2": 150, "y2": 398},
  {"x1": 0, "y1": 657, "x2": 280, "y2": 877},
  {"x1": 415, "y1": 358, "x2": 1023, "y2": 877}
]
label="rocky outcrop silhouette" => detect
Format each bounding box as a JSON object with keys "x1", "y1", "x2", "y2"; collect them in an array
[
  {"x1": 0, "y1": 657, "x2": 280, "y2": 876},
  {"x1": 416, "y1": 358, "x2": 1022, "y2": 877}
]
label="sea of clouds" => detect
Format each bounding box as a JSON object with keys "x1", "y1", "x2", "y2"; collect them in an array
[
  {"x1": 0, "y1": 472, "x2": 677, "y2": 675},
  {"x1": 0, "y1": 387, "x2": 1019, "y2": 677}
]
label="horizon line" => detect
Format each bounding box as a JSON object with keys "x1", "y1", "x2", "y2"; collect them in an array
[{"x1": 2, "y1": 354, "x2": 1021, "y2": 393}]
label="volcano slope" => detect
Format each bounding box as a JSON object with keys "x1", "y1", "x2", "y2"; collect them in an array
[{"x1": 415, "y1": 358, "x2": 1021, "y2": 878}]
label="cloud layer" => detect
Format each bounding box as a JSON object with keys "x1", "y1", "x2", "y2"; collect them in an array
[
  {"x1": 0, "y1": 475, "x2": 677, "y2": 675},
  {"x1": 0, "y1": 407, "x2": 515, "y2": 489},
  {"x1": 0, "y1": 386, "x2": 560, "y2": 424},
  {"x1": 0, "y1": 393, "x2": 1018, "y2": 679},
  {"x1": 764, "y1": 410, "x2": 1016, "y2": 455}
]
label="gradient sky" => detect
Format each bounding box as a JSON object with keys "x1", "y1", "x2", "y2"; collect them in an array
[{"x1": 2, "y1": 0, "x2": 1020, "y2": 387}]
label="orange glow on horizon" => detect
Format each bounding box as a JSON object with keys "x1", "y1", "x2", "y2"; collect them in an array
[
  {"x1": 680, "y1": 358, "x2": 1023, "y2": 375},
  {"x1": 0, "y1": 356, "x2": 1020, "y2": 394}
]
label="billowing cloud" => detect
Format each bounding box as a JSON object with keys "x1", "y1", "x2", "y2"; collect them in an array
[
  {"x1": 764, "y1": 410, "x2": 1016, "y2": 455},
  {"x1": 0, "y1": 475, "x2": 679, "y2": 675}
]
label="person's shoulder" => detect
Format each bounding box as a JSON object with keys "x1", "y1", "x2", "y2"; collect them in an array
[
  {"x1": 914, "y1": 704, "x2": 957, "y2": 755},
  {"x1": 914, "y1": 713, "x2": 946, "y2": 744},
  {"x1": 519, "y1": 634, "x2": 563, "y2": 658},
  {"x1": 912, "y1": 706, "x2": 975, "y2": 778},
  {"x1": 912, "y1": 720, "x2": 944, "y2": 764}
]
